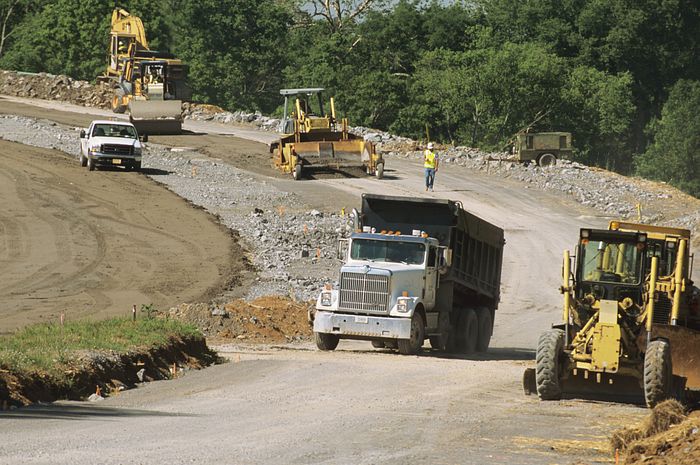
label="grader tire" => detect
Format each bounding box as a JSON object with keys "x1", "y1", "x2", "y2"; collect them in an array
[
  {"x1": 314, "y1": 332, "x2": 339, "y2": 351},
  {"x1": 644, "y1": 339, "x2": 673, "y2": 408},
  {"x1": 536, "y1": 329, "x2": 564, "y2": 400}
]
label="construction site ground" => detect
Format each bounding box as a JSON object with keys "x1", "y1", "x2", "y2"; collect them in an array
[{"x1": 1, "y1": 95, "x2": 699, "y2": 465}]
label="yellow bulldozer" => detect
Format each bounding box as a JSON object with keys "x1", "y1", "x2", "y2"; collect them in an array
[
  {"x1": 269, "y1": 88, "x2": 384, "y2": 180},
  {"x1": 524, "y1": 221, "x2": 700, "y2": 407},
  {"x1": 104, "y1": 8, "x2": 190, "y2": 134}
]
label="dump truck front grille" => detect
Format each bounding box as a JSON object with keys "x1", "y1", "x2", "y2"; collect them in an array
[
  {"x1": 338, "y1": 272, "x2": 390, "y2": 314},
  {"x1": 101, "y1": 144, "x2": 133, "y2": 156}
]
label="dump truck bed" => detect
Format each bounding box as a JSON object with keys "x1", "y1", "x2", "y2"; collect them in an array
[{"x1": 360, "y1": 194, "x2": 505, "y2": 302}]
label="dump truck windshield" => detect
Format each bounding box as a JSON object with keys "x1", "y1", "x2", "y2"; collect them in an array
[
  {"x1": 351, "y1": 239, "x2": 425, "y2": 265},
  {"x1": 581, "y1": 240, "x2": 642, "y2": 284},
  {"x1": 92, "y1": 124, "x2": 137, "y2": 139}
]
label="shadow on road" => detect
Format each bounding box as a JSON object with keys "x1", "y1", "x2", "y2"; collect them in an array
[{"x1": 0, "y1": 403, "x2": 196, "y2": 420}]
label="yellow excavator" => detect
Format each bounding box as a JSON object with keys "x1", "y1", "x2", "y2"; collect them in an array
[
  {"x1": 104, "y1": 8, "x2": 190, "y2": 134},
  {"x1": 524, "y1": 221, "x2": 700, "y2": 407},
  {"x1": 269, "y1": 88, "x2": 384, "y2": 180}
]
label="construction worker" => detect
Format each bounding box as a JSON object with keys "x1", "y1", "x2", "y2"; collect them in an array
[{"x1": 424, "y1": 142, "x2": 439, "y2": 191}]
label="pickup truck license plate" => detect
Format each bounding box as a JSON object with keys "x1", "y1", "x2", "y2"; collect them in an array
[
  {"x1": 355, "y1": 316, "x2": 368, "y2": 324},
  {"x1": 112, "y1": 159, "x2": 122, "y2": 165}
]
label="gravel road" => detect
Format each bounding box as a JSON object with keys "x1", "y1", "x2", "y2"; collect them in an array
[{"x1": 3, "y1": 96, "x2": 697, "y2": 464}]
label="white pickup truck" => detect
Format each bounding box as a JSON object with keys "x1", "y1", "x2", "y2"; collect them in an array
[{"x1": 79, "y1": 120, "x2": 147, "y2": 171}]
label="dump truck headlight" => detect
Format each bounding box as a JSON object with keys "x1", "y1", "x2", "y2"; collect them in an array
[
  {"x1": 321, "y1": 292, "x2": 332, "y2": 307},
  {"x1": 397, "y1": 300, "x2": 408, "y2": 313}
]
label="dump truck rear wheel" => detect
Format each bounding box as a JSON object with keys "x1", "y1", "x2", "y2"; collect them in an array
[
  {"x1": 537, "y1": 153, "x2": 556, "y2": 167},
  {"x1": 456, "y1": 309, "x2": 478, "y2": 355},
  {"x1": 536, "y1": 329, "x2": 564, "y2": 400},
  {"x1": 398, "y1": 312, "x2": 424, "y2": 355},
  {"x1": 644, "y1": 339, "x2": 673, "y2": 408},
  {"x1": 476, "y1": 308, "x2": 492, "y2": 352},
  {"x1": 314, "y1": 332, "x2": 339, "y2": 351},
  {"x1": 293, "y1": 164, "x2": 302, "y2": 180},
  {"x1": 376, "y1": 163, "x2": 384, "y2": 179}
]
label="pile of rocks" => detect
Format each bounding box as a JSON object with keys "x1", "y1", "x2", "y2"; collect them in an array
[
  {"x1": 182, "y1": 102, "x2": 281, "y2": 132},
  {"x1": 0, "y1": 70, "x2": 113, "y2": 109}
]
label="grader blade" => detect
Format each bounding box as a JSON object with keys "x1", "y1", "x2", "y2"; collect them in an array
[
  {"x1": 559, "y1": 371, "x2": 644, "y2": 404},
  {"x1": 651, "y1": 325, "x2": 700, "y2": 392},
  {"x1": 129, "y1": 100, "x2": 183, "y2": 135}
]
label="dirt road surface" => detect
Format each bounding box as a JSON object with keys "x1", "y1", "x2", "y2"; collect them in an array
[
  {"x1": 0, "y1": 138, "x2": 244, "y2": 332},
  {"x1": 1, "y1": 97, "x2": 682, "y2": 464}
]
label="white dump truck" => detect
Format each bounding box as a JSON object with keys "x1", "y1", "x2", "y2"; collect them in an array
[{"x1": 313, "y1": 194, "x2": 505, "y2": 355}]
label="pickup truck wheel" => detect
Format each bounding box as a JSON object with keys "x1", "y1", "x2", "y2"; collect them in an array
[
  {"x1": 476, "y1": 308, "x2": 493, "y2": 352},
  {"x1": 398, "y1": 312, "x2": 424, "y2": 355},
  {"x1": 133, "y1": 161, "x2": 142, "y2": 172},
  {"x1": 314, "y1": 332, "x2": 339, "y2": 351},
  {"x1": 87, "y1": 156, "x2": 96, "y2": 171},
  {"x1": 79, "y1": 153, "x2": 87, "y2": 167}
]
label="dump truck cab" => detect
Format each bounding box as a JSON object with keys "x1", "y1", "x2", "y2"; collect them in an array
[{"x1": 512, "y1": 132, "x2": 572, "y2": 167}]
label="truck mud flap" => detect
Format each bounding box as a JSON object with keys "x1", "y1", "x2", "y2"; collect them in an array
[{"x1": 129, "y1": 100, "x2": 183, "y2": 135}]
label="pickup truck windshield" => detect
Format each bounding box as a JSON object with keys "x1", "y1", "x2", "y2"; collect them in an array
[
  {"x1": 580, "y1": 239, "x2": 642, "y2": 284},
  {"x1": 351, "y1": 239, "x2": 425, "y2": 265},
  {"x1": 92, "y1": 124, "x2": 137, "y2": 139}
]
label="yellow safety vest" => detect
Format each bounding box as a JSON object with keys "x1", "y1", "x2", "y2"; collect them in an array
[{"x1": 424, "y1": 150, "x2": 436, "y2": 168}]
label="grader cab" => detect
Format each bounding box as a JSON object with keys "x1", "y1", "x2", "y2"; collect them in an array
[
  {"x1": 270, "y1": 88, "x2": 384, "y2": 180},
  {"x1": 525, "y1": 221, "x2": 700, "y2": 407}
]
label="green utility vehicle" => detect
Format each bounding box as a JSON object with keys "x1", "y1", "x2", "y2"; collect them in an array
[{"x1": 512, "y1": 132, "x2": 572, "y2": 167}]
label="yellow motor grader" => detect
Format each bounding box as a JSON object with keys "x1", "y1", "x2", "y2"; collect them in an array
[
  {"x1": 104, "y1": 8, "x2": 190, "y2": 134},
  {"x1": 269, "y1": 88, "x2": 384, "y2": 180},
  {"x1": 525, "y1": 221, "x2": 700, "y2": 407}
]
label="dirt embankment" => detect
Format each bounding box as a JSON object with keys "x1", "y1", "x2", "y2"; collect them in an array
[
  {"x1": 0, "y1": 70, "x2": 113, "y2": 109},
  {"x1": 0, "y1": 335, "x2": 218, "y2": 406},
  {"x1": 612, "y1": 400, "x2": 700, "y2": 464}
]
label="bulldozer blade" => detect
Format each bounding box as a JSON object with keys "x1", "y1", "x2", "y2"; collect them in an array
[
  {"x1": 651, "y1": 325, "x2": 700, "y2": 392},
  {"x1": 129, "y1": 100, "x2": 183, "y2": 135}
]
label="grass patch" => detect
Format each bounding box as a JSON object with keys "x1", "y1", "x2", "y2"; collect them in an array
[{"x1": 0, "y1": 317, "x2": 200, "y2": 383}]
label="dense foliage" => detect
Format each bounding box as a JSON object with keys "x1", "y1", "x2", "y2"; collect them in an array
[{"x1": 0, "y1": 0, "x2": 698, "y2": 194}]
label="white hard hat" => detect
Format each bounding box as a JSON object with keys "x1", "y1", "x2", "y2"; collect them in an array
[{"x1": 427, "y1": 142, "x2": 434, "y2": 149}]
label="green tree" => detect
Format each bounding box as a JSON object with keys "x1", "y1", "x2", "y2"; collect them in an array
[
  {"x1": 635, "y1": 80, "x2": 700, "y2": 196},
  {"x1": 171, "y1": 0, "x2": 292, "y2": 111}
]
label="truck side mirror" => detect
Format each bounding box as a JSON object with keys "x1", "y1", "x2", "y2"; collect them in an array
[
  {"x1": 80, "y1": 129, "x2": 86, "y2": 139},
  {"x1": 337, "y1": 238, "x2": 349, "y2": 260}
]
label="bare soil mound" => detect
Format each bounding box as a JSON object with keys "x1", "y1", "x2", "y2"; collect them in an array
[
  {"x1": 611, "y1": 399, "x2": 700, "y2": 464},
  {"x1": 168, "y1": 296, "x2": 313, "y2": 343}
]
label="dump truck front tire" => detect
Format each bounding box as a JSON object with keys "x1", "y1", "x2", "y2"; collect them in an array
[
  {"x1": 398, "y1": 312, "x2": 424, "y2": 355},
  {"x1": 536, "y1": 329, "x2": 564, "y2": 400},
  {"x1": 315, "y1": 332, "x2": 339, "y2": 351},
  {"x1": 644, "y1": 339, "x2": 673, "y2": 408}
]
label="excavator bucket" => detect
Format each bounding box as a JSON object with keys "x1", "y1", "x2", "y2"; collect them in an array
[
  {"x1": 652, "y1": 325, "x2": 700, "y2": 392},
  {"x1": 128, "y1": 100, "x2": 183, "y2": 135}
]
